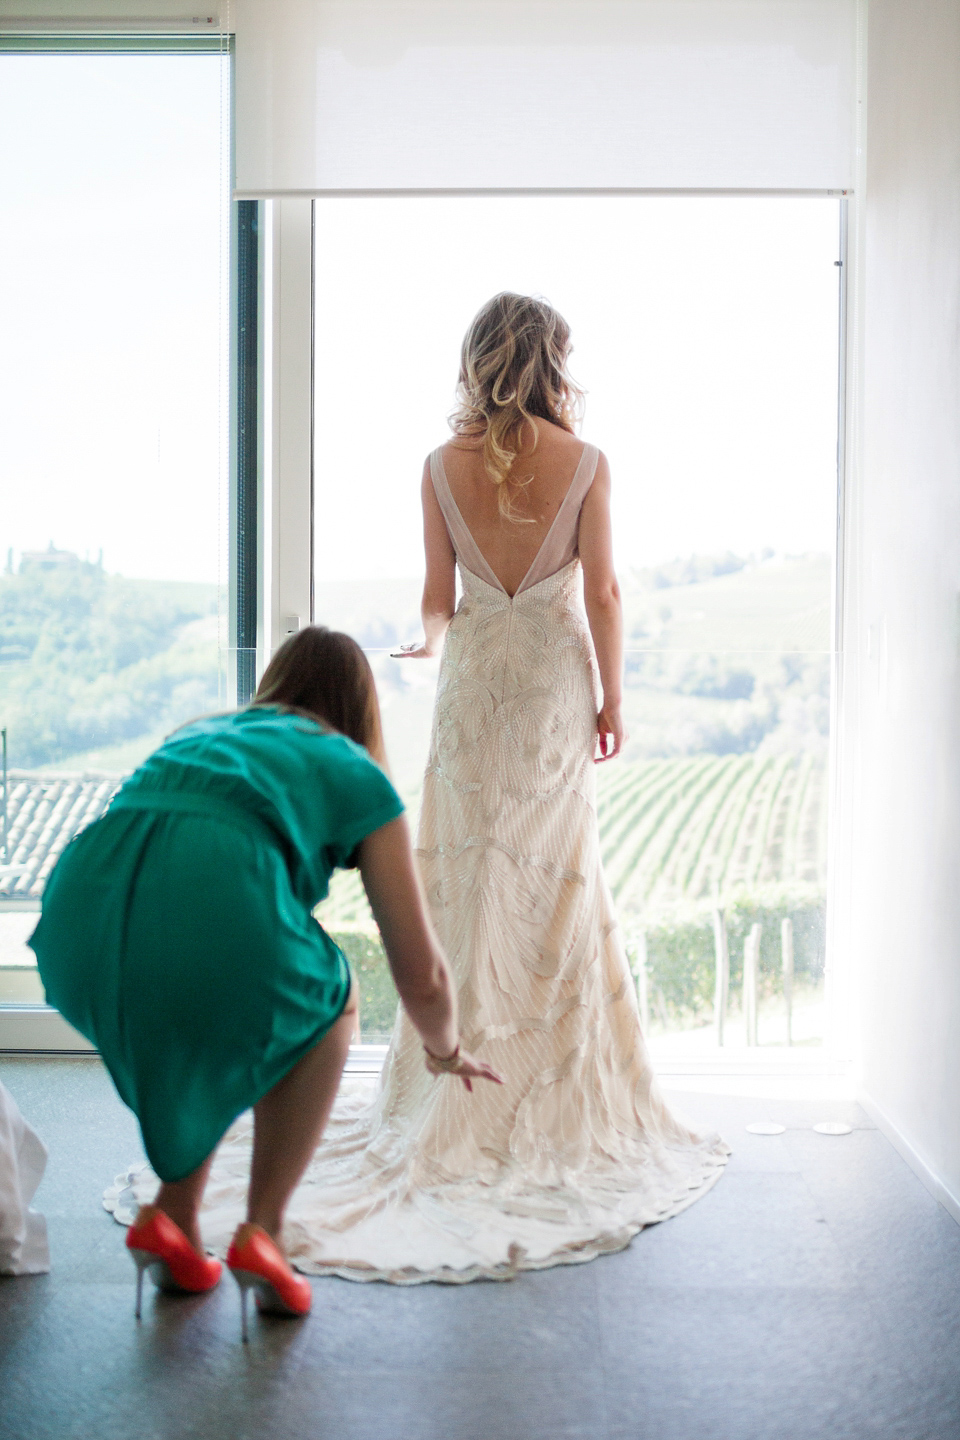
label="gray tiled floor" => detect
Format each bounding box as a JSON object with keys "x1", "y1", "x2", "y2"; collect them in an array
[{"x1": 1, "y1": 1058, "x2": 959, "y2": 1440}]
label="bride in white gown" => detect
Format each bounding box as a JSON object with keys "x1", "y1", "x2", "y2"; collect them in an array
[{"x1": 111, "y1": 293, "x2": 729, "y2": 1281}]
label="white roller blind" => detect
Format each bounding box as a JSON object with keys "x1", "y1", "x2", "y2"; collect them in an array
[{"x1": 234, "y1": 0, "x2": 857, "y2": 195}]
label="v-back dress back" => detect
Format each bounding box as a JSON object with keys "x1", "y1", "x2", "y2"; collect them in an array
[
  {"x1": 111, "y1": 441, "x2": 729, "y2": 1278},
  {"x1": 429, "y1": 439, "x2": 599, "y2": 597}
]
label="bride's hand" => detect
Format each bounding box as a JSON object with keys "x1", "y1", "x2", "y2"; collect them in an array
[
  {"x1": 424, "y1": 1044, "x2": 504, "y2": 1092},
  {"x1": 391, "y1": 642, "x2": 434, "y2": 660},
  {"x1": 595, "y1": 703, "x2": 626, "y2": 763}
]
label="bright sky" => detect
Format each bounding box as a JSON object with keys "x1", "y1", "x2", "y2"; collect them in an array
[
  {"x1": 0, "y1": 55, "x2": 230, "y2": 585},
  {"x1": 1, "y1": 56, "x2": 841, "y2": 587}
]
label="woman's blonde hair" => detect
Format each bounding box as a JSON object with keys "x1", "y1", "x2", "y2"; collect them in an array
[
  {"x1": 253, "y1": 626, "x2": 388, "y2": 770},
  {"x1": 450, "y1": 293, "x2": 584, "y2": 520}
]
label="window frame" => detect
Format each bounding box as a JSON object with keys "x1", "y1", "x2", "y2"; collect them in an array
[{"x1": 0, "y1": 29, "x2": 240, "y2": 1052}]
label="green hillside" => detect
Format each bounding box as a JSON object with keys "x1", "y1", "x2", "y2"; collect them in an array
[
  {"x1": 311, "y1": 552, "x2": 833, "y2": 656},
  {"x1": 622, "y1": 553, "x2": 832, "y2": 653},
  {"x1": 618, "y1": 553, "x2": 832, "y2": 761},
  {"x1": 0, "y1": 556, "x2": 222, "y2": 768}
]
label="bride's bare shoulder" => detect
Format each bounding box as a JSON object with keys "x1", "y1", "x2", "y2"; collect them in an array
[
  {"x1": 435, "y1": 438, "x2": 484, "y2": 479},
  {"x1": 529, "y1": 425, "x2": 605, "y2": 473},
  {"x1": 537, "y1": 420, "x2": 581, "y2": 442},
  {"x1": 441, "y1": 436, "x2": 483, "y2": 454}
]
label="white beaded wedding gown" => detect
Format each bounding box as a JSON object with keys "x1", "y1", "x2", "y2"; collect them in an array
[{"x1": 107, "y1": 440, "x2": 729, "y2": 1281}]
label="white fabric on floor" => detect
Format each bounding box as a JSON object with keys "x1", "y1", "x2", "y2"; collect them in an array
[{"x1": 0, "y1": 1081, "x2": 50, "y2": 1275}]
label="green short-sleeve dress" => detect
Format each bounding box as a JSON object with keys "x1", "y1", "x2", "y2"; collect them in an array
[{"x1": 30, "y1": 707, "x2": 404, "y2": 1182}]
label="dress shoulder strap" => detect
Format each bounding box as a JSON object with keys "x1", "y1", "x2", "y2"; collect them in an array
[
  {"x1": 565, "y1": 441, "x2": 601, "y2": 515},
  {"x1": 515, "y1": 442, "x2": 600, "y2": 594},
  {"x1": 429, "y1": 448, "x2": 505, "y2": 592}
]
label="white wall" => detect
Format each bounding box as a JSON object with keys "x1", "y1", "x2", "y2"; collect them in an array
[{"x1": 846, "y1": 0, "x2": 960, "y2": 1213}]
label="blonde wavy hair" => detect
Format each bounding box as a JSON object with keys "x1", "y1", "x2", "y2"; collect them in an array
[{"x1": 450, "y1": 293, "x2": 584, "y2": 521}]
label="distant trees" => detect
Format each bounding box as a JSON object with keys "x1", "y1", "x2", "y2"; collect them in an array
[
  {"x1": 0, "y1": 554, "x2": 220, "y2": 767},
  {"x1": 620, "y1": 552, "x2": 832, "y2": 759},
  {"x1": 628, "y1": 550, "x2": 751, "y2": 590}
]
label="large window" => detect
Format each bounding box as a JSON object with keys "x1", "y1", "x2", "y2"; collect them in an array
[
  {"x1": 312, "y1": 196, "x2": 840, "y2": 1055},
  {"x1": 0, "y1": 47, "x2": 230, "y2": 1013},
  {"x1": 0, "y1": 103, "x2": 841, "y2": 1059}
]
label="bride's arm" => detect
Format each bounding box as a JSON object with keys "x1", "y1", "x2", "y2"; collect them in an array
[
  {"x1": 579, "y1": 453, "x2": 627, "y2": 762},
  {"x1": 394, "y1": 461, "x2": 456, "y2": 660}
]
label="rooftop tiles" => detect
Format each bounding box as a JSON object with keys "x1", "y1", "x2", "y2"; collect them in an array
[{"x1": 0, "y1": 773, "x2": 121, "y2": 902}]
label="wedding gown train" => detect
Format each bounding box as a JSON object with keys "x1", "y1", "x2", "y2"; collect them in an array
[{"x1": 106, "y1": 441, "x2": 729, "y2": 1281}]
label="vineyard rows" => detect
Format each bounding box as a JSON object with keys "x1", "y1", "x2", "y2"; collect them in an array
[
  {"x1": 318, "y1": 752, "x2": 828, "y2": 932},
  {"x1": 597, "y1": 751, "x2": 828, "y2": 917}
]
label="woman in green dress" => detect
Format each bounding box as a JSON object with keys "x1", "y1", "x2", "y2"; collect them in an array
[{"x1": 30, "y1": 627, "x2": 500, "y2": 1332}]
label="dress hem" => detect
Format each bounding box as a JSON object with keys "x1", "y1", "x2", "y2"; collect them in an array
[{"x1": 103, "y1": 1137, "x2": 731, "y2": 1286}]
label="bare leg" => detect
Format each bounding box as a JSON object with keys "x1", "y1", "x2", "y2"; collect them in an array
[
  {"x1": 153, "y1": 1153, "x2": 216, "y2": 1252},
  {"x1": 246, "y1": 983, "x2": 357, "y2": 1241}
]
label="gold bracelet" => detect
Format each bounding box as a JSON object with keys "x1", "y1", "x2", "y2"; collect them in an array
[{"x1": 424, "y1": 1042, "x2": 461, "y2": 1073}]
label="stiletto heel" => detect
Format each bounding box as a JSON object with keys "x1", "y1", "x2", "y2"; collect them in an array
[
  {"x1": 227, "y1": 1224, "x2": 311, "y2": 1342},
  {"x1": 126, "y1": 1206, "x2": 222, "y2": 1317},
  {"x1": 235, "y1": 1273, "x2": 252, "y2": 1343},
  {"x1": 132, "y1": 1250, "x2": 149, "y2": 1319}
]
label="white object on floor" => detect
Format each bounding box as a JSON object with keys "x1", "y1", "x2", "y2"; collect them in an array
[
  {"x1": 0, "y1": 1081, "x2": 50, "y2": 1274},
  {"x1": 813, "y1": 1121, "x2": 853, "y2": 1136},
  {"x1": 745, "y1": 1122, "x2": 786, "y2": 1135}
]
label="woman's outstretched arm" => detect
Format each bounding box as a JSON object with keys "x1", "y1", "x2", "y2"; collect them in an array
[
  {"x1": 394, "y1": 460, "x2": 456, "y2": 660},
  {"x1": 579, "y1": 452, "x2": 627, "y2": 762},
  {"x1": 358, "y1": 816, "x2": 501, "y2": 1090}
]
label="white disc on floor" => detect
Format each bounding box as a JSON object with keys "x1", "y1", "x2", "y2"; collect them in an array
[
  {"x1": 745, "y1": 1122, "x2": 786, "y2": 1135},
  {"x1": 813, "y1": 1122, "x2": 852, "y2": 1135}
]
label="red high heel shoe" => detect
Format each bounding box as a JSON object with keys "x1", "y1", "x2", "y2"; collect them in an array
[
  {"x1": 126, "y1": 1205, "x2": 222, "y2": 1318},
  {"x1": 226, "y1": 1223, "x2": 312, "y2": 1341}
]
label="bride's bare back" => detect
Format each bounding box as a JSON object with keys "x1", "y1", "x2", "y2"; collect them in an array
[
  {"x1": 407, "y1": 415, "x2": 624, "y2": 760},
  {"x1": 440, "y1": 422, "x2": 590, "y2": 598}
]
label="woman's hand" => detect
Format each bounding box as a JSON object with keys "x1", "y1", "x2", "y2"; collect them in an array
[
  {"x1": 424, "y1": 1044, "x2": 504, "y2": 1093},
  {"x1": 596, "y1": 702, "x2": 626, "y2": 763},
  {"x1": 391, "y1": 642, "x2": 435, "y2": 660}
]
